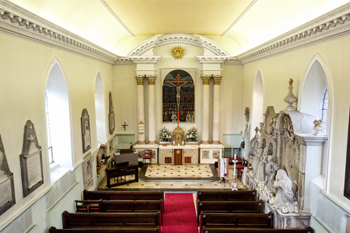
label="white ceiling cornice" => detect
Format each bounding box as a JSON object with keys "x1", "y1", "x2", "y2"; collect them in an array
[
  {"x1": 0, "y1": 0, "x2": 118, "y2": 64},
  {"x1": 238, "y1": 2, "x2": 350, "y2": 64},
  {"x1": 128, "y1": 34, "x2": 230, "y2": 57}
]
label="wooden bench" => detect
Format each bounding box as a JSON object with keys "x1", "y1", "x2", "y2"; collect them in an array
[
  {"x1": 197, "y1": 190, "x2": 257, "y2": 202},
  {"x1": 75, "y1": 200, "x2": 101, "y2": 212},
  {"x1": 197, "y1": 200, "x2": 264, "y2": 223},
  {"x1": 83, "y1": 190, "x2": 164, "y2": 201},
  {"x1": 49, "y1": 226, "x2": 160, "y2": 233},
  {"x1": 202, "y1": 226, "x2": 315, "y2": 233},
  {"x1": 62, "y1": 211, "x2": 161, "y2": 228},
  {"x1": 199, "y1": 212, "x2": 274, "y2": 233}
]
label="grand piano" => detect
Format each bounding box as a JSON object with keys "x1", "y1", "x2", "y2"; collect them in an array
[{"x1": 105, "y1": 161, "x2": 138, "y2": 189}]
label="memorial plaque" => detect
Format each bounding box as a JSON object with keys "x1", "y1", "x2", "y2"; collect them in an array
[
  {"x1": 0, "y1": 134, "x2": 16, "y2": 215},
  {"x1": 20, "y1": 120, "x2": 44, "y2": 197},
  {"x1": 26, "y1": 152, "x2": 42, "y2": 188},
  {"x1": 109, "y1": 92, "x2": 115, "y2": 135},
  {"x1": 81, "y1": 108, "x2": 91, "y2": 153},
  {"x1": 0, "y1": 178, "x2": 12, "y2": 207},
  {"x1": 83, "y1": 153, "x2": 93, "y2": 190}
]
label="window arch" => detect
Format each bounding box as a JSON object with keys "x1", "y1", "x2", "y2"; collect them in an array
[
  {"x1": 250, "y1": 69, "x2": 264, "y2": 139},
  {"x1": 45, "y1": 60, "x2": 73, "y2": 183},
  {"x1": 94, "y1": 72, "x2": 107, "y2": 145},
  {"x1": 299, "y1": 53, "x2": 333, "y2": 183}
]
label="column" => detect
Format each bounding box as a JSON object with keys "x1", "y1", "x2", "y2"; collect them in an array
[
  {"x1": 135, "y1": 75, "x2": 145, "y2": 144},
  {"x1": 147, "y1": 75, "x2": 157, "y2": 144},
  {"x1": 201, "y1": 75, "x2": 211, "y2": 144},
  {"x1": 212, "y1": 75, "x2": 222, "y2": 144}
]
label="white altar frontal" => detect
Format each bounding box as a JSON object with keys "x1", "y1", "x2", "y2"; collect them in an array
[{"x1": 159, "y1": 144, "x2": 198, "y2": 165}]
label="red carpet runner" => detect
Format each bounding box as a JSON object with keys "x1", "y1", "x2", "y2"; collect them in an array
[{"x1": 162, "y1": 193, "x2": 198, "y2": 233}]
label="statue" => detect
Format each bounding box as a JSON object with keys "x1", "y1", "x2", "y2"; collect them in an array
[
  {"x1": 166, "y1": 74, "x2": 190, "y2": 111},
  {"x1": 273, "y1": 169, "x2": 296, "y2": 213}
]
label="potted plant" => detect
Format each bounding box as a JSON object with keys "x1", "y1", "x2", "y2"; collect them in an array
[
  {"x1": 159, "y1": 127, "x2": 171, "y2": 145},
  {"x1": 186, "y1": 127, "x2": 197, "y2": 142}
]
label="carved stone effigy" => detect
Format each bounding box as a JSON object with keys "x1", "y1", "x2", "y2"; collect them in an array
[{"x1": 245, "y1": 80, "x2": 328, "y2": 229}]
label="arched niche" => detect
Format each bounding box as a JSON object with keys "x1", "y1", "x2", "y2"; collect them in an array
[
  {"x1": 162, "y1": 69, "x2": 195, "y2": 123},
  {"x1": 94, "y1": 72, "x2": 107, "y2": 144},
  {"x1": 299, "y1": 53, "x2": 332, "y2": 178},
  {"x1": 250, "y1": 69, "x2": 264, "y2": 139}
]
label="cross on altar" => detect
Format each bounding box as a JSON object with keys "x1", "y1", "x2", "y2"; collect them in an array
[
  {"x1": 121, "y1": 122, "x2": 128, "y2": 131},
  {"x1": 166, "y1": 74, "x2": 193, "y2": 121}
]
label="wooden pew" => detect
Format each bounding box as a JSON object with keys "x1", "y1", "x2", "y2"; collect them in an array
[
  {"x1": 202, "y1": 226, "x2": 315, "y2": 233},
  {"x1": 197, "y1": 190, "x2": 257, "y2": 202},
  {"x1": 49, "y1": 226, "x2": 160, "y2": 233},
  {"x1": 199, "y1": 212, "x2": 273, "y2": 233},
  {"x1": 62, "y1": 211, "x2": 161, "y2": 228},
  {"x1": 83, "y1": 190, "x2": 164, "y2": 201},
  {"x1": 101, "y1": 200, "x2": 162, "y2": 213},
  {"x1": 197, "y1": 200, "x2": 264, "y2": 223}
]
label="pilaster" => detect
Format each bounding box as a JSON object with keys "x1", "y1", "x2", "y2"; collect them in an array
[
  {"x1": 201, "y1": 75, "x2": 211, "y2": 144},
  {"x1": 147, "y1": 75, "x2": 157, "y2": 144},
  {"x1": 135, "y1": 75, "x2": 145, "y2": 144},
  {"x1": 212, "y1": 75, "x2": 222, "y2": 144}
]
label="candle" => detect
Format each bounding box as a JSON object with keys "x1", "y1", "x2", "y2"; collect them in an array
[
  {"x1": 173, "y1": 141, "x2": 175, "y2": 145},
  {"x1": 234, "y1": 154, "x2": 237, "y2": 160}
]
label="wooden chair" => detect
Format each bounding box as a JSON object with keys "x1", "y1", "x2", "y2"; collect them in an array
[{"x1": 143, "y1": 150, "x2": 152, "y2": 166}]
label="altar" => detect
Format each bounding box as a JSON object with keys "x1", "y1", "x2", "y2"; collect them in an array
[{"x1": 159, "y1": 145, "x2": 199, "y2": 165}]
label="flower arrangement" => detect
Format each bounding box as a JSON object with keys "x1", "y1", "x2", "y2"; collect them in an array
[
  {"x1": 313, "y1": 119, "x2": 322, "y2": 127},
  {"x1": 159, "y1": 127, "x2": 171, "y2": 142},
  {"x1": 186, "y1": 127, "x2": 197, "y2": 141}
]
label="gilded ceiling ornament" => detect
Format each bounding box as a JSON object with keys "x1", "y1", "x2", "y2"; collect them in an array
[{"x1": 171, "y1": 46, "x2": 185, "y2": 59}]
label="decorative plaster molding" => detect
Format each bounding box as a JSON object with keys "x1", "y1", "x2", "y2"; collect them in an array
[
  {"x1": 115, "y1": 57, "x2": 133, "y2": 64},
  {"x1": 196, "y1": 56, "x2": 226, "y2": 64},
  {"x1": 147, "y1": 75, "x2": 157, "y2": 85},
  {"x1": 128, "y1": 34, "x2": 230, "y2": 57},
  {"x1": 213, "y1": 75, "x2": 222, "y2": 85},
  {"x1": 130, "y1": 56, "x2": 162, "y2": 64},
  {"x1": 0, "y1": 0, "x2": 117, "y2": 64},
  {"x1": 201, "y1": 75, "x2": 211, "y2": 85},
  {"x1": 238, "y1": 4, "x2": 350, "y2": 63}
]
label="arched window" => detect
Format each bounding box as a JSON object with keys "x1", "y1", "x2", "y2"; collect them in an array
[
  {"x1": 299, "y1": 55, "x2": 332, "y2": 180},
  {"x1": 250, "y1": 70, "x2": 264, "y2": 138},
  {"x1": 45, "y1": 62, "x2": 72, "y2": 183},
  {"x1": 94, "y1": 72, "x2": 107, "y2": 145},
  {"x1": 320, "y1": 87, "x2": 328, "y2": 135}
]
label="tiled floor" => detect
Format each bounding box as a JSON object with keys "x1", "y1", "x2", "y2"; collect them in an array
[
  {"x1": 98, "y1": 164, "x2": 248, "y2": 191},
  {"x1": 145, "y1": 164, "x2": 213, "y2": 178}
]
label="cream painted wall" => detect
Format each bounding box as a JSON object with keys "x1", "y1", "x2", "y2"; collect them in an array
[
  {"x1": 241, "y1": 35, "x2": 350, "y2": 230},
  {"x1": 0, "y1": 31, "x2": 113, "y2": 230},
  {"x1": 112, "y1": 64, "x2": 137, "y2": 135}
]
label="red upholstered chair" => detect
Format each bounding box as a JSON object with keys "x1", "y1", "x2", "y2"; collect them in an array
[{"x1": 143, "y1": 150, "x2": 152, "y2": 166}]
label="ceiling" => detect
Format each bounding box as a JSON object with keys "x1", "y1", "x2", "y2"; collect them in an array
[{"x1": 8, "y1": 0, "x2": 350, "y2": 56}]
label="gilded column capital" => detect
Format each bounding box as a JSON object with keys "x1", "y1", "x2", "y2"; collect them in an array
[
  {"x1": 213, "y1": 75, "x2": 222, "y2": 85},
  {"x1": 135, "y1": 75, "x2": 144, "y2": 85},
  {"x1": 201, "y1": 75, "x2": 211, "y2": 85},
  {"x1": 147, "y1": 75, "x2": 157, "y2": 85}
]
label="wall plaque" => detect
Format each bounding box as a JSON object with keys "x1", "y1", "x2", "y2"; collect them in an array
[
  {"x1": 109, "y1": 92, "x2": 115, "y2": 135},
  {"x1": 344, "y1": 109, "x2": 350, "y2": 199},
  {"x1": 0, "y1": 134, "x2": 15, "y2": 215},
  {"x1": 81, "y1": 108, "x2": 91, "y2": 153},
  {"x1": 83, "y1": 153, "x2": 93, "y2": 190},
  {"x1": 20, "y1": 120, "x2": 43, "y2": 197}
]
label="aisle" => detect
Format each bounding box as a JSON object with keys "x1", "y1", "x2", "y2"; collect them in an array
[{"x1": 162, "y1": 193, "x2": 198, "y2": 233}]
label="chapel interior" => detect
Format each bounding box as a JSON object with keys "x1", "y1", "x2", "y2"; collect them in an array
[{"x1": 1, "y1": 0, "x2": 350, "y2": 232}]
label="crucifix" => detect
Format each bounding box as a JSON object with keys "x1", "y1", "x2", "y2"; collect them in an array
[
  {"x1": 166, "y1": 74, "x2": 193, "y2": 122},
  {"x1": 121, "y1": 122, "x2": 128, "y2": 131}
]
